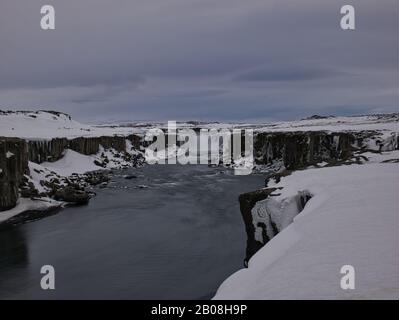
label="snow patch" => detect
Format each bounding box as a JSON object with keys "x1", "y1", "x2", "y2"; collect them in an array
[
  {"x1": 0, "y1": 198, "x2": 62, "y2": 224},
  {"x1": 42, "y1": 149, "x2": 102, "y2": 176},
  {"x1": 5, "y1": 151, "x2": 14, "y2": 158}
]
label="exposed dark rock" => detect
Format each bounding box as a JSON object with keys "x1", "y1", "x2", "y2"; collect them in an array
[
  {"x1": 54, "y1": 186, "x2": 90, "y2": 205},
  {"x1": 382, "y1": 159, "x2": 399, "y2": 163},
  {"x1": 27, "y1": 134, "x2": 142, "y2": 164},
  {"x1": 84, "y1": 172, "x2": 110, "y2": 185},
  {"x1": 303, "y1": 115, "x2": 334, "y2": 120},
  {"x1": 254, "y1": 131, "x2": 355, "y2": 170},
  {"x1": 238, "y1": 188, "x2": 277, "y2": 264},
  {"x1": 239, "y1": 187, "x2": 312, "y2": 265},
  {"x1": 93, "y1": 159, "x2": 106, "y2": 167},
  {"x1": 124, "y1": 174, "x2": 138, "y2": 179},
  {"x1": 27, "y1": 138, "x2": 68, "y2": 163},
  {"x1": 0, "y1": 138, "x2": 29, "y2": 211},
  {"x1": 19, "y1": 177, "x2": 40, "y2": 198}
]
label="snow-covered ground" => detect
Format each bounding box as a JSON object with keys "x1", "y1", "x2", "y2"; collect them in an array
[
  {"x1": 1, "y1": 111, "x2": 399, "y2": 140},
  {"x1": 256, "y1": 114, "x2": 399, "y2": 135},
  {"x1": 0, "y1": 110, "x2": 141, "y2": 139},
  {"x1": 214, "y1": 160, "x2": 399, "y2": 299},
  {"x1": 98, "y1": 114, "x2": 399, "y2": 134}
]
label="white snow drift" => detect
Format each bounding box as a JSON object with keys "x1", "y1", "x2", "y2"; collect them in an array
[{"x1": 214, "y1": 162, "x2": 399, "y2": 299}]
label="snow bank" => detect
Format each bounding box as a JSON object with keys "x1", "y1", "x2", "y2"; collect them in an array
[
  {"x1": 214, "y1": 162, "x2": 399, "y2": 299},
  {"x1": 0, "y1": 197, "x2": 62, "y2": 224},
  {"x1": 42, "y1": 149, "x2": 102, "y2": 176}
]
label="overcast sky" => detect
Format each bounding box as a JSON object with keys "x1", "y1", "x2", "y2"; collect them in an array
[{"x1": 1, "y1": 0, "x2": 398, "y2": 122}]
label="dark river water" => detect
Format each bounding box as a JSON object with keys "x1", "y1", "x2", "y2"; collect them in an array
[{"x1": 0, "y1": 165, "x2": 264, "y2": 299}]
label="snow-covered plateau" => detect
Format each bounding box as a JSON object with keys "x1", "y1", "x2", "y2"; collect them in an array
[
  {"x1": 0, "y1": 110, "x2": 142, "y2": 139},
  {"x1": 1, "y1": 110, "x2": 399, "y2": 139}
]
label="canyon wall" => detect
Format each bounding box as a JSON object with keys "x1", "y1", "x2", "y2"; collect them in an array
[
  {"x1": 28, "y1": 134, "x2": 141, "y2": 163},
  {"x1": 0, "y1": 134, "x2": 142, "y2": 211},
  {"x1": 0, "y1": 138, "x2": 29, "y2": 211},
  {"x1": 254, "y1": 131, "x2": 355, "y2": 168},
  {"x1": 240, "y1": 131, "x2": 357, "y2": 264},
  {"x1": 238, "y1": 188, "x2": 277, "y2": 263}
]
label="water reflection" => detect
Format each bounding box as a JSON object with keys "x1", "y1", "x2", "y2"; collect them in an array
[{"x1": 0, "y1": 228, "x2": 29, "y2": 296}]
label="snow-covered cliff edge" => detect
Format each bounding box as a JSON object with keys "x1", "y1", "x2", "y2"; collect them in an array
[{"x1": 214, "y1": 160, "x2": 399, "y2": 299}]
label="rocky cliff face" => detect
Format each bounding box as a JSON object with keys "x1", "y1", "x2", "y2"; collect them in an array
[
  {"x1": 238, "y1": 188, "x2": 277, "y2": 263},
  {"x1": 254, "y1": 131, "x2": 355, "y2": 169},
  {"x1": 240, "y1": 130, "x2": 399, "y2": 265},
  {"x1": 0, "y1": 138, "x2": 29, "y2": 211},
  {"x1": 0, "y1": 134, "x2": 143, "y2": 212},
  {"x1": 239, "y1": 188, "x2": 312, "y2": 264},
  {"x1": 28, "y1": 134, "x2": 141, "y2": 163}
]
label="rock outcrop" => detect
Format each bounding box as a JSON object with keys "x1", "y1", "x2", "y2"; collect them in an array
[
  {"x1": 53, "y1": 186, "x2": 90, "y2": 205},
  {"x1": 238, "y1": 188, "x2": 277, "y2": 264},
  {"x1": 239, "y1": 187, "x2": 312, "y2": 265},
  {"x1": 28, "y1": 134, "x2": 141, "y2": 163},
  {"x1": 0, "y1": 138, "x2": 29, "y2": 211}
]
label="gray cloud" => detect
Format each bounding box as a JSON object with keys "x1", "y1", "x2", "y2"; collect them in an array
[
  {"x1": 234, "y1": 66, "x2": 346, "y2": 82},
  {"x1": 0, "y1": 0, "x2": 398, "y2": 121}
]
